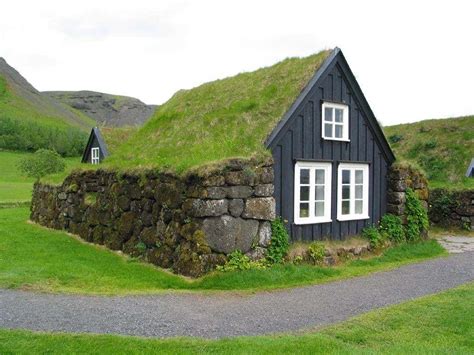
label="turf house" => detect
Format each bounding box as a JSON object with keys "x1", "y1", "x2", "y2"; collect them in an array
[
  {"x1": 31, "y1": 48, "x2": 398, "y2": 276},
  {"x1": 81, "y1": 127, "x2": 109, "y2": 164}
]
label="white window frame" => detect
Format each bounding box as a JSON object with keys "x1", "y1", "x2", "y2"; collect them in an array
[
  {"x1": 321, "y1": 101, "x2": 349, "y2": 141},
  {"x1": 91, "y1": 147, "x2": 100, "y2": 165},
  {"x1": 337, "y1": 163, "x2": 369, "y2": 221},
  {"x1": 294, "y1": 161, "x2": 332, "y2": 225}
]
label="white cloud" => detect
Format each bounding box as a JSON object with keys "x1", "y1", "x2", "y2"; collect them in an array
[{"x1": 1, "y1": 0, "x2": 473, "y2": 124}]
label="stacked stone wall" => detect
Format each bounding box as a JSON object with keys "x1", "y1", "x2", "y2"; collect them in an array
[
  {"x1": 429, "y1": 189, "x2": 474, "y2": 230},
  {"x1": 31, "y1": 158, "x2": 275, "y2": 277}
]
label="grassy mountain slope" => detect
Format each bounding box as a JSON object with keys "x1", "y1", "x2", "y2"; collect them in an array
[
  {"x1": 0, "y1": 58, "x2": 93, "y2": 155},
  {"x1": 384, "y1": 115, "x2": 474, "y2": 189}
]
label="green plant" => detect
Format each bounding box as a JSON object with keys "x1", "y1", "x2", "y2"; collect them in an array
[
  {"x1": 84, "y1": 192, "x2": 97, "y2": 206},
  {"x1": 405, "y1": 188, "x2": 429, "y2": 242},
  {"x1": 135, "y1": 242, "x2": 147, "y2": 253},
  {"x1": 388, "y1": 134, "x2": 403, "y2": 144},
  {"x1": 16, "y1": 149, "x2": 66, "y2": 181},
  {"x1": 267, "y1": 217, "x2": 290, "y2": 264},
  {"x1": 216, "y1": 250, "x2": 267, "y2": 272},
  {"x1": 362, "y1": 225, "x2": 384, "y2": 249},
  {"x1": 308, "y1": 242, "x2": 326, "y2": 265},
  {"x1": 379, "y1": 214, "x2": 405, "y2": 243}
]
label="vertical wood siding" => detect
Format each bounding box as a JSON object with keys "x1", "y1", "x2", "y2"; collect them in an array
[{"x1": 270, "y1": 58, "x2": 391, "y2": 241}]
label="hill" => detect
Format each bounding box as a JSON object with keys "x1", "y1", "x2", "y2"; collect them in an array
[
  {"x1": 384, "y1": 115, "x2": 474, "y2": 189},
  {"x1": 0, "y1": 58, "x2": 93, "y2": 156},
  {"x1": 106, "y1": 50, "x2": 331, "y2": 172},
  {"x1": 43, "y1": 91, "x2": 157, "y2": 127}
]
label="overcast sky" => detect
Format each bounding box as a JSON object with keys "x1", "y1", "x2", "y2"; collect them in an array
[{"x1": 1, "y1": 0, "x2": 473, "y2": 125}]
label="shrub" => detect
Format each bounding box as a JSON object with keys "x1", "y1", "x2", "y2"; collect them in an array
[
  {"x1": 267, "y1": 217, "x2": 290, "y2": 264},
  {"x1": 308, "y1": 242, "x2": 325, "y2": 265},
  {"x1": 362, "y1": 225, "x2": 384, "y2": 249},
  {"x1": 379, "y1": 214, "x2": 405, "y2": 243},
  {"x1": 405, "y1": 188, "x2": 429, "y2": 242},
  {"x1": 216, "y1": 250, "x2": 267, "y2": 272},
  {"x1": 388, "y1": 134, "x2": 403, "y2": 144},
  {"x1": 17, "y1": 149, "x2": 66, "y2": 181}
]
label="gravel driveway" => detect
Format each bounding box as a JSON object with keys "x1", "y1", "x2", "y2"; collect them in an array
[{"x1": 1, "y1": 252, "x2": 473, "y2": 339}]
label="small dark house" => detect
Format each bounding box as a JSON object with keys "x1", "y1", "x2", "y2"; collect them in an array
[
  {"x1": 466, "y1": 159, "x2": 474, "y2": 177},
  {"x1": 266, "y1": 48, "x2": 395, "y2": 240},
  {"x1": 81, "y1": 127, "x2": 109, "y2": 164}
]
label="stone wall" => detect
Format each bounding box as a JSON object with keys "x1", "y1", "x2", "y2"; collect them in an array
[
  {"x1": 30, "y1": 158, "x2": 275, "y2": 277},
  {"x1": 386, "y1": 164, "x2": 429, "y2": 220},
  {"x1": 429, "y1": 189, "x2": 474, "y2": 230}
]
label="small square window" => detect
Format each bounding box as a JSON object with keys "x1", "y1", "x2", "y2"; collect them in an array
[{"x1": 322, "y1": 102, "x2": 349, "y2": 141}]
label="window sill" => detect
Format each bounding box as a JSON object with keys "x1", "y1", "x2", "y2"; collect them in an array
[
  {"x1": 337, "y1": 215, "x2": 370, "y2": 222},
  {"x1": 322, "y1": 137, "x2": 350, "y2": 142},
  {"x1": 294, "y1": 218, "x2": 332, "y2": 225}
]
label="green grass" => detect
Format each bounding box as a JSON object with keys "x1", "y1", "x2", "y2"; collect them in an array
[
  {"x1": 100, "y1": 126, "x2": 139, "y2": 154},
  {"x1": 0, "y1": 150, "x2": 81, "y2": 204},
  {"x1": 0, "y1": 282, "x2": 472, "y2": 354},
  {"x1": 0, "y1": 207, "x2": 446, "y2": 295},
  {"x1": 384, "y1": 115, "x2": 474, "y2": 189},
  {"x1": 106, "y1": 50, "x2": 331, "y2": 173}
]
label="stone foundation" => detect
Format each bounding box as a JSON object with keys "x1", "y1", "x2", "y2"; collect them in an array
[
  {"x1": 30, "y1": 157, "x2": 275, "y2": 277},
  {"x1": 386, "y1": 164, "x2": 429, "y2": 221}
]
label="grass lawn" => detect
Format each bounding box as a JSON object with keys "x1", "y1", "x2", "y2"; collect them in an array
[
  {"x1": 0, "y1": 207, "x2": 446, "y2": 295},
  {"x1": 0, "y1": 282, "x2": 472, "y2": 354},
  {"x1": 0, "y1": 150, "x2": 81, "y2": 205}
]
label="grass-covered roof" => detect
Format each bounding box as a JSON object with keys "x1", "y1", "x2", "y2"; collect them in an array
[{"x1": 107, "y1": 50, "x2": 331, "y2": 172}]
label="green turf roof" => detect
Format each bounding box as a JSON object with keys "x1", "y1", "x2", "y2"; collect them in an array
[{"x1": 107, "y1": 49, "x2": 332, "y2": 173}]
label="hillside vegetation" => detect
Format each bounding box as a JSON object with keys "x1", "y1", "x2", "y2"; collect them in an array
[
  {"x1": 384, "y1": 115, "x2": 474, "y2": 189},
  {"x1": 0, "y1": 58, "x2": 93, "y2": 155},
  {"x1": 107, "y1": 50, "x2": 331, "y2": 172}
]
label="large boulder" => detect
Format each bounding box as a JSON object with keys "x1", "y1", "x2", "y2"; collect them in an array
[
  {"x1": 242, "y1": 197, "x2": 276, "y2": 220},
  {"x1": 202, "y1": 215, "x2": 258, "y2": 253}
]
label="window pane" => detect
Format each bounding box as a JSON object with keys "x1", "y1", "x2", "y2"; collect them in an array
[
  {"x1": 300, "y1": 169, "x2": 309, "y2": 184},
  {"x1": 324, "y1": 123, "x2": 333, "y2": 137},
  {"x1": 335, "y1": 124, "x2": 343, "y2": 138},
  {"x1": 315, "y1": 186, "x2": 324, "y2": 201},
  {"x1": 335, "y1": 108, "x2": 344, "y2": 122},
  {"x1": 300, "y1": 186, "x2": 309, "y2": 201},
  {"x1": 315, "y1": 169, "x2": 325, "y2": 184},
  {"x1": 315, "y1": 202, "x2": 324, "y2": 217},
  {"x1": 355, "y1": 185, "x2": 363, "y2": 199},
  {"x1": 355, "y1": 200, "x2": 363, "y2": 214},
  {"x1": 355, "y1": 170, "x2": 363, "y2": 184},
  {"x1": 324, "y1": 107, "x2": 333, "y2": 121},
  {"x1": 342, "y1": 170, "x2": 350, "y2": 184},
  {"x1": 342, "y1": 185, "x2": 350, "y2": 199},
  {"x1": 300, "y1": 203, "x2": 309, "y2": 218},
  {"x1": 342, "y1": 201, "x2": 350, "y2": 215}
]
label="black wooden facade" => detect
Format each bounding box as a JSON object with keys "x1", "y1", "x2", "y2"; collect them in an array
[
  {"x1": 266, "y1": 48, "x2": 395, "y2": 241},
  {"x1": 81, "y1": 127, "x2": 109, "y2": 164}
]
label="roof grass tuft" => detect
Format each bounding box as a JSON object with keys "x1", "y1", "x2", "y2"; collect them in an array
[{"x1": 106, "y1": 50, "x2": 331, "y2": 173}]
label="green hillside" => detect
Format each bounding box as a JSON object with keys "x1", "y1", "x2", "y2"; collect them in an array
[
  {"x1": 0, "y1": 58, "x2": 93, "y2": 156},
  {"x1": 107, "y1": 50, "x2": 331, "y2": 172},
  {"x1": 384, "y1": 115, "x2": 474, "y2": 189}
]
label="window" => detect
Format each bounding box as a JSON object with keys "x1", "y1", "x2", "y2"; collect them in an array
[
  {"x1": 322, "y1": 102, "x2": 349, "y2": 141},
  {"x1": 294, "y1": 162, "x2": 332, "y2": 224},
  {"x1": 91, "y1": 147, "x2": 100, "y2": 164},
  {"x1": 337, "y1": 163, "x2": 369, "y2": 221}
]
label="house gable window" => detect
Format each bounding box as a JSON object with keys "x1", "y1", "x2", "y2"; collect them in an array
[
  {"x1": 322, "y1": 102, "x2": 349, "y2": 141},
  {"x1": 294, "y1": 162, "x2": 332, "y2": 224},
  {"x1": 91, "y1": 147, "x2": 100, "y2": 164},
  {"x1": 337, "y1": 163, "x2": 369, "y2": 221}
]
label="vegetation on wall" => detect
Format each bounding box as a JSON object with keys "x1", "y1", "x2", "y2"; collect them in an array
[
  {"x1": 106, "y1": 50, "x2": 331, "y2": 172},
  {"x1": 384, "y1": 115, "x2": 474, "y2": 189},
  {"x1": 405, "y1": 188, "x2": 429, "y2": 242}
]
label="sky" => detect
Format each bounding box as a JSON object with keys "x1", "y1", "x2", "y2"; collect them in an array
[{"x1": 1, "y1": 0, "x2": 473, "y2": 125}]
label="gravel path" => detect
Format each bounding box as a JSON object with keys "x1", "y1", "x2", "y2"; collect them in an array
[{"x1": 1, "y1": 252, "x2": 473, "y2": 339}]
